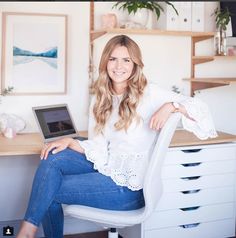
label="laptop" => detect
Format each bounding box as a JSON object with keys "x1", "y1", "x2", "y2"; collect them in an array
[{"x1": 32, "y1": 104, "x2": 87, "y2": 142}]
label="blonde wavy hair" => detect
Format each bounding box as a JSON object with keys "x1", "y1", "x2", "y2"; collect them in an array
[{"x1": 90, "y1": 35, "x2": 147, "y2": 134}]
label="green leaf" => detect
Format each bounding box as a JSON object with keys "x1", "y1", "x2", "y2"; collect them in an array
[
  {"x1": 112, "y1": 0, "x2": 178, "y2": 20},
  {"x1": 166, "y1": 1, "x2": 178, "y2": 16},
  {"x1": 212, "y1": 6, "x2": 232, "y2": 31}
]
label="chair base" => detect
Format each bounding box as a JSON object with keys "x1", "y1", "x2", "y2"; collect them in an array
[
  {"x1": 108, "y1": 230, "x2": 118, "y2": 238},
  {"x1": 108, "y1": 228, "x2": 123, "y2": 238}
]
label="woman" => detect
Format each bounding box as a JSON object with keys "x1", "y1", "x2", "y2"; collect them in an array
[{"x1": 17, "y1": 35, "x2": 217, "y2": 238}]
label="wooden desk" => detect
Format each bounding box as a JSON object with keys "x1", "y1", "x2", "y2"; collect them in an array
[
  {"x1": 0, "y1": 130, "x2": 235, "y2": 156},
  {"x1": 0, "y1": 131, "x2": 88, "y2": 156}
]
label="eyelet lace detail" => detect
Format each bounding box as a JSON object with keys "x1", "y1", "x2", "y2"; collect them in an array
[
  {"x1": 180, "y1": 97, "x2": 218, "y2": 140},
  {"x1": 81, "y1": 145, "x2": 147, "y2": 191}
]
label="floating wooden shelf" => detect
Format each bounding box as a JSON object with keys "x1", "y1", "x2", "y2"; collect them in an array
[
  {"x1": 192, "y1": 56, "x2": 214, "y2": 65},
  {"x1": 214, "y1": 55, "x2": 236, "y2": 59},
  {"x1": 186, "y1": 78, "x2": 236, "y2": 83},
  {"x1": 90, "y1": 28, "x2": 215, "y2": 41},
  {"x1": 191, "y1": 34, "x2": 215, "y2": 43},
  {"x1": 191, "y1": 55, "x2": 236, "y2": 67},
  {"x1": 184, "y1": 78, "x2": 236, "y2": 92},
  {"x1": 190, "y1": 33, "x2": 236, "y2": 95}
]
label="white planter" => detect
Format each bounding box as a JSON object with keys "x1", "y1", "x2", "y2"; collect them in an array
[{"x1": 127, "y1": 8, "x2": 149, "y2": 28}]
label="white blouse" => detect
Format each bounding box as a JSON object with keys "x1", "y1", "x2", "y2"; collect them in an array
[{"x1": 79, "y1": 83, "x2": 217, "y2": 191}]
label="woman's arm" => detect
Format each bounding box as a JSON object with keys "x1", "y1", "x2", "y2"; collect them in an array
[
  {"x1": 40, "y1": 137, "x2": 84, "y2": 160},
  {"x1": 148, "y1": 84, "x2": 217, "y2": 139},
  {"x1": 149, "y1": 102, "x2": 193, "y2": 131}
]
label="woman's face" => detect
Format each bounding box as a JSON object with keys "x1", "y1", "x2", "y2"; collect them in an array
[{"x1": 107, "y1": 45, "x2": 134, "y2": 92}]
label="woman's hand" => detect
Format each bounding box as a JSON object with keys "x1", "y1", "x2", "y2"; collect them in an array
[
  {"x1": 149, "y1": 102, "x2": 175, "y2": 131},
  {"x1": 40, "y1": 137, "x2": 84, "y2": 160}
]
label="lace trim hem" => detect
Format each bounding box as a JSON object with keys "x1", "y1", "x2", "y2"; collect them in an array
[{"x1": 82, "y1": 148, "x2": 143, "y2": 191}]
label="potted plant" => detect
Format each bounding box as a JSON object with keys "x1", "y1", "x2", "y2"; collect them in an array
[
  {"x1": 212, "y1": 6, "x2": 231, "y2": 55},
  {"x1": 113, "y1": 0, "x2": 178, "y2": 28}
]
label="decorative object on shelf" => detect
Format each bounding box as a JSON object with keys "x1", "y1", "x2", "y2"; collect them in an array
[
  {"x1": 171, "y1": 85, "x2": 181, "y2": 94},
  {"x1": 113, "y1": 0, "x2": 178, "y2": 29},
  {"x1": 0, "y1": 113, "x2": 26, "y2": 138},
  {"x1": 127, "y1": 8, "x2": 149, "y2": 28},
  {"x1": 0, "y1": 86, "x2": 14, "y2": 97},
  {"x1": 1, "y1": 12, "x2": 67, "y2": 95},
  {"x1": 214, "y1": 30, "x2": 227, "y2": 56},
  {"x1": 226, "y1": 37, "x2": 236, "y2": 56},
  {"x1": 227, "y1": 46, "x2": 236, "y2": 56},
  {"x1": 0, "y1": 86, "x2": 14, "y2": 104},
  {"x1": 212, "y1": 6, "x2": 232, "y2": 56},
  {"x1": 101, "y1": 13, "x2": 118, "y2": 29}
]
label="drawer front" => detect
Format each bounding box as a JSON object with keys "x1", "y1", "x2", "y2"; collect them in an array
[
  {"x1": 144, "y1": 219, "x2": 235, "y2": 238},
  {"x1": 163, "y1": 173, "x2": 236, "y2": 192},
  {"x1": 156, "y1": 186, "x2": 234, "y2": 211},
  {"x1": 165, "y1": 146, "x2": 236, "y2": 165},
  {"x1": 144, "y1": 202, "x2": 234, "y2": 230},
  {"x1": 162, "y1": 160, "x2": 236, "y2": 179}
]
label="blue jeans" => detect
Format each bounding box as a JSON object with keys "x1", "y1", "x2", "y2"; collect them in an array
[{"x1": 24, "y1": 148, "x2": 144, "y2": 238}]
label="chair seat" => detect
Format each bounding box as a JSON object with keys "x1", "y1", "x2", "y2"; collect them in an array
[{"x1": 65, "y1": 205, "x2": 145, "y2": 228}]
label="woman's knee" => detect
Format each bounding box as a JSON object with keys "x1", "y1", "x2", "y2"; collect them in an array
[
  {"x1": 40, "y1": 148, "x2": 71, "y2": 164},
  {"x1": 38, "y1": 152, "x2": 61, "y2": 172},
  {"x1": 38, "y1": 148, "x2": 76, "y2": 170}
]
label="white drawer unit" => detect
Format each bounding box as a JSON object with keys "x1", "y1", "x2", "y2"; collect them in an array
[
  {"x1": 144, "y1": 219, "x2": 235, "y2": 238},
  {"x1": 144, "y1": 202, "x2": 234, "y2": 230},
  {"x1": 120, "y1": 142, "x2": 236, "y2": 238},
  {"x1": 162, "y1": 159, "x2": 236, "y2": 178},
  {"x1": 156, "y1": 186, "x2": 235, "y2": 211},
  {"x1": 164, "y1": 146, "x2": 236, "y2": 165}
]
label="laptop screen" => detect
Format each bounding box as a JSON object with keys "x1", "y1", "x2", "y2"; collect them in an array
[{"x1": 33, "y1": 105, "x2": 77, "y2": 140}]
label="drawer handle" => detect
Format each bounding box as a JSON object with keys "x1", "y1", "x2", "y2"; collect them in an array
[
  {"x1": 179, "y1": 223, "x2": 200, "y2": 229},
  {"x1": 180, "y1": 206, "x2": 200, "y2": 211},
  {"x1": 181, "y1": 189, "x2": 201, "y2": 194},
  {"x1": 181, "y1": 176, "x2": 201, "y2": 180},
  {"x1": 181, "y1": 162, "x2": 201, "y2": 167},
  {"x1": 181, "y1": 149, "x2": 202, "y2": 153}
]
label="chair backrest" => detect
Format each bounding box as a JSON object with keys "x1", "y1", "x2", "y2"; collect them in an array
[{"x1": 142, "y1": 113, "x2": 181, "y2": 219}]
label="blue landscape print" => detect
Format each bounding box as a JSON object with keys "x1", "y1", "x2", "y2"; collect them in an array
[{"x1": 13, "y1": 46, "x2": 58, "y2": 69}]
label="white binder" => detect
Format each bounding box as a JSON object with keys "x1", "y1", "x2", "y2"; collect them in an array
[
  {"x1": 166, "y1": 2, "x2": 180, "y2": 31},
  {"x1": 178, "y1": 2, "x2": 192, "y2": 31},
  {"x1": 192, "y1": 2, "x2": 205, "y2": 32}
]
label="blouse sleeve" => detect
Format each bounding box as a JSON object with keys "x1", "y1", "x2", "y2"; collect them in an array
[
  {"x1": 149, "y1": 84, "x2": 218, "y2": 140},
  {"x1": 77, "y1": 96, "x2": 109, "y2": 167}
]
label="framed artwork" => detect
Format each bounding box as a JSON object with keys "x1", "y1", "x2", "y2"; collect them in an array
[{"x1": 1, "y1": 12, "x2": 67, "y2": 95}]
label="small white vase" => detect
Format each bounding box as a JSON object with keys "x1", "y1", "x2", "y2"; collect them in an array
[{"x1": 127, "y1": 8, "x2": 149, "y2": 28}]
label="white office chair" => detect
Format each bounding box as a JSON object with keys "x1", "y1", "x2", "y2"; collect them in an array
[{"x1": 65, "y1": 113, "x2": 181, "y2": 238}]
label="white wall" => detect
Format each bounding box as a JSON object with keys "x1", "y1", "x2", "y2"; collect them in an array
[
  {"x1": 0, "y1": 1, "x2": 236, "y2": 235},
  {"x1": 0, "y1": 2, "x2": 91, "y2": 133}
]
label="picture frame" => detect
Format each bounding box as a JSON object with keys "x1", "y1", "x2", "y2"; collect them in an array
[{"x1": 1, "y1": 12, "x2": 67, "y2": 95}]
